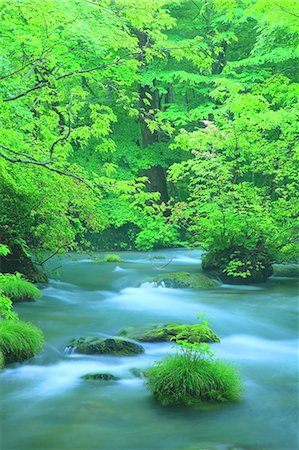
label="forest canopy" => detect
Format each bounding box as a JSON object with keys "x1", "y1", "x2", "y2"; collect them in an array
[{"x1": 0, "y1": 0, "x2": 298, "y2": 283}]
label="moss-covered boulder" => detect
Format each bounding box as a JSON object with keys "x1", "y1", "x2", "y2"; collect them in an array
[
  {"x1": 273, "y1": 264, "x2": 299, "y2": 278},
  {"x1": 66, "y1": 337, "x2": 145, "y2": 356},
  {"x1": 130, "y1": 367, "x2": 147, "y2": 378},
  {"x1": 81, "y1": 372, "x2": 120, "y2": 381},
  {"x1": 148, "y1": 272, "x2": 218, "y2": 289},
  {"x1": 118, "y1": 323, "x2": 220, "y2": 344}
]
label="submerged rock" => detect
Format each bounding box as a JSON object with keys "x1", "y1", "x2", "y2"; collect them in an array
[
  {"x1": 66, "y1": 337, "x2": 144, "y2": 356},
  {"x1": 147, "y1": 272, "x2": 218, "y2": 289},
  {"x1": 130, "y1": 367, "x2": 147, "y2": 378},
  {"x1": 81, "y1": 373, "x2": 120, "y2": 381},
  {"x1": 118, "y1": 323, "x2": 220, "y2": 344}
]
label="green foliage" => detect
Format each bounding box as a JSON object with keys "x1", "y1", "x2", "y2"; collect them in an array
[
  {"x1": 0, "y1": 245, "x2": 10, "y2": 257},
  {"x1": 0, "y1": 0, "x2": 298, "y2": 265},
  {"x1": 0, "y1": 320, "x2": 44, "y2": 364},
  {"x1": 0, "y1": 294, "x2": 18, "y2": 321},
  {"x1": 146, "y1": 347, "x2": 243, "y2": 407},
  {"x1": 0, "y1": 273, "x2": 41, "y2": 302},
  {"x1": 0, "y1": 352, "x2": 4, "y2": 369},
  {"x1": 104, "y1": 254, "x2": 122, "y2": 263}
]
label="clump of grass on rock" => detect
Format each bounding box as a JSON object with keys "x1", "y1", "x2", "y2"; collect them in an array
[
  {"x1": 146, "y1": 341, "x2": 243, "y2": 407},
  {"x1": 0, "y1": 273, "x2": 41, "y2": 302},
  {"x1": 104, "y1": 254, "x2": 122, "y2": 263},
  {"x1": 0, "y1": 320, "x2": 44, "y2": 364}
]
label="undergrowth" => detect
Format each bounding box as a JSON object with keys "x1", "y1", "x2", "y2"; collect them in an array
[
  {"x1": 0, "y1": 320, "x2": 44, "y2": 364},
  {"x1": 0, "y1": 273, "x2": 41, "y2": 302}
]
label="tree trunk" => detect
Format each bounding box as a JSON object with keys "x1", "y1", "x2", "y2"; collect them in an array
[{"x1": 137, "y1": 30, "x2": 169, "y2": 203}]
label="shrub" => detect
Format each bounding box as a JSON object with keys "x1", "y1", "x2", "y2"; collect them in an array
[
  {"x1": 0, "y1": 273, "x2": 41, "y2": 302},
  {"x1": 104, "y1": 254, "x2": 122, "y2": 263},
  {"x1": 146, "y1": 343, "x2": 243, "y2": 407},
  {"x1": 0, "y1": 320, "x2": 44, "y2": 364}
]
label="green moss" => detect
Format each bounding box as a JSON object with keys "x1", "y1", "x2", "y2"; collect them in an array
[
  {"x1": 0, "y1": 320, "x2": 44, "y2": 364},
  {"x1": 67, "y1": 337, "x2": 144, "y2": 355},
  {"x1": 104, "y1": 254, "x2": 122, "y2": 263},
  {"x1": 81, "y1": 373, "x2": 120, "y2": 381},
  {"x1": 146, "y1": 353, "x2": 243, "y2": 407},
  {"x1": 0, "y1": 273, "x2": 41, "y2": 302},
  {"x1": 150, "y1": 272, "x2": 218, "y2": 289},
  {"x1": 119, "y1": 323, "x2": 220, "y2": 344}
]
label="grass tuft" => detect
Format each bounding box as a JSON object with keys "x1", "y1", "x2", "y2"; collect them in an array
[
  {"x1": 104, "y1": 254, "x2": 122, "y2": 263},
  {"x1": 0, "y1": 273, "x2": 41, "y2": 302},
  {"x1": 0, "y1": 320, "x2": 44, "y2": 364},
  {"x1": 146, "y1": 352, "x2": 243, "y2": 407}
]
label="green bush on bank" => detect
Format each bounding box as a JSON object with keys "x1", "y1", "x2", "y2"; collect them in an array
[
  {"x1": 0, "y1": 273, "x2": 41, "y2": 302},
  {"x1": 146, "y1": 342, "x2": 243, "y2": 407},
  {"x1": 0, "y1": 320, "x2": 44, "y2": 364}
]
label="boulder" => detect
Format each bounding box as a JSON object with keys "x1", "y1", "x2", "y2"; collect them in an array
[
  {"x1": 118, "y1": 323, "x2": 220, "y2": 344},
  {"x1": 81, "y1": 373, "x2": 120, "y2": 381},
  {"x1": 148, "y1": 272, "x2": 218, "y2": 289},
  {"x1": 66, "y1": 337, "x2": 145, "y2": 356}
]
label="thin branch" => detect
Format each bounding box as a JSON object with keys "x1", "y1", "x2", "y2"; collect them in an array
[
  {"x1": 49, "y1": 95, "x2": 73, "y2": 158},
  {"x1": 39, "y1": 245, "x2": 67, "y2": 265},
  {"x1": 0, "y1": 144, "x2": 39, "y2": 161},
  {"x1": 275, "y1": 3, "x2": 299, "y2": 18},
  {"x1": 3, "y1": 53, "x2": 140, "y2": 102},
  {"x1": 0, "y1": 58, "x2": 43, "y2": 81},
  {"x1": 0, "y1": 150, "x2": 96, "y2": 191}
]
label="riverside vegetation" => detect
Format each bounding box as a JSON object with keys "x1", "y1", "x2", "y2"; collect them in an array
[{"x1": 0, "y1": 0, "x2": 298, "y2": 419}]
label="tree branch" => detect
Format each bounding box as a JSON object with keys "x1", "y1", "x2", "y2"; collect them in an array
[
  {"x1": 3, "y1": 53, "x2": 140, "y2": 102},
  {"x1": 49, "y1": 95, "x2": 73, "y2": 158},
  {"x1": 0, "y1": 149, "x2": 96, "y2": 191},
  {"x1": 275, "y1": 3, "x2": 299, "y2": 18}
]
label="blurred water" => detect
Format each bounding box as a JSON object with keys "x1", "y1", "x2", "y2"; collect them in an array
[{"x1": 0, "y1": 249, "x2": 298, "y2": 450}]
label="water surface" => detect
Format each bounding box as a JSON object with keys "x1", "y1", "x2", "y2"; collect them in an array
[{"x1": 1, "y1": 249, "x2": 298, "y2": 450}]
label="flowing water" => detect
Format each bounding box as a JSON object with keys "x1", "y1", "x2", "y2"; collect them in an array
[{"x1": 1, "y1": 249, "x2": 298, "y2": 450}]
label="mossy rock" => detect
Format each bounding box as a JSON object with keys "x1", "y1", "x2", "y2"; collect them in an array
[
  {"x1": 130, "y1": 367, "x2": 147, "y2": 378},
  {"x1": 149, "y1": 272, "x2": 218, "y2": 289},
  {"x1": 81, "y1": 372, "x2": 120, "y2": 381},
  {"x1": 118, "y1": 323, "x2": 220, "y2": 344},
  {"x1": 66, "y1": 337, "x2": 144, "y2": 356},
  {"x1": 273, "y1": 264, "x2": 299, "y2": 278}
]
